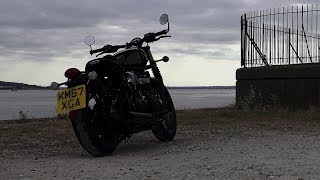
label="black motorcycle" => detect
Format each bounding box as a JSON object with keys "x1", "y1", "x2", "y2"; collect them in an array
[{"x1": 51, "y1": 14, "x2": 176, "y2": 156}]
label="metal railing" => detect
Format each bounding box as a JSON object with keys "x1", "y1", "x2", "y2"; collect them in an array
[{"x1": 241, "y1": 5, "x2": 320, "y2": 67}]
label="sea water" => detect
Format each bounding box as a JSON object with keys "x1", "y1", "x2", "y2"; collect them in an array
[{"x1": 0, "y1": 89, "x2": 235, "y2": 120}]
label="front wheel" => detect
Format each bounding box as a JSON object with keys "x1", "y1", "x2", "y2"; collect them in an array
[{"x1": 152, "y1": 85, "x2": 177, "y2": 142}]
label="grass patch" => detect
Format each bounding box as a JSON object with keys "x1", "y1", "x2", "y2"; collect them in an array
[
  {"x1": 1, "y1": 106, "x2": 320, "y2": 158},
  {"x1": 176, "y1": 105, "x2": 320, "y2": 131},
  {"x1": 0, "y1": 117, "x2": 77, "y2": 158}
]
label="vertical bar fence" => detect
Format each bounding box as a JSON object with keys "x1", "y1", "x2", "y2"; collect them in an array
[{"x1": 241, "y1": 5, "x2": 320, "y2": 68}]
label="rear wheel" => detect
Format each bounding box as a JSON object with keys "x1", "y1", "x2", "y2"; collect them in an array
[
  {"x1": 71, "y1": 85, "x2": 120, "y2": 157},
  {"x1": 152, "y1": 85, "x2": 177, "y2": 142}
]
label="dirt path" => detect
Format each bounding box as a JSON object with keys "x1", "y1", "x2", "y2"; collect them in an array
[{"x1": 1, "y1": 108, "x2": 320, "y2": 179}]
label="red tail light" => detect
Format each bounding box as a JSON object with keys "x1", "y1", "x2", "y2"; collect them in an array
[
  {"x1": 65, "y1": 68, "x2": 80, "y2": 79},
  {"x1": 68, "y1": 110, "x2": 77, "y2": 120}
]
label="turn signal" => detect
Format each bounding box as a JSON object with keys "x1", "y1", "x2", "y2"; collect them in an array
[
  {"x1": 65, "y1": 68, "x2": 80, "y2": 79},
  {"x1": 50, "y1": 82, "x2": 59, "y2": 90},
  {"x1": 163, "y1": 56, "x2": 169, "y2": 62}
]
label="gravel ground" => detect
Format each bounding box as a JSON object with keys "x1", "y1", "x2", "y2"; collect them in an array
[{"x1": 1, "y1": 108, "x2": 320, "y2": 179}]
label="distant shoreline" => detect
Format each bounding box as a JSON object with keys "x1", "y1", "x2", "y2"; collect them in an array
[
  {"x1": 1, "y1": 81, "x2": 235, "y2": 90},
  {"x1": 0, "y1": 81, "x2": 49, "y2": 90},
  {"x1": 0, "y1": 87, "x2": 50, "y2": 90},
  {"x1": 0, "y1": 86, "x2": 236, "y2": 90},
  {"x1": 167, "y1": 86, "x2": 235, "y2": 89}
]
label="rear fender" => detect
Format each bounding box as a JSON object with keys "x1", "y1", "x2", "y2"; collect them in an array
[{"x1": 66, "y1": 74, "x2": 88, "y2": 88}]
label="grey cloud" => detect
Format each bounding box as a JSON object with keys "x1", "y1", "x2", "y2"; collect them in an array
[
  {"x1": 1, "y1": 0, "x2": 319, "y2": 86},
  {"x1": 166, "y1": 47, "x2": 235, "y2": 60},
  {"x1": 0, "y1": 0, "x2": 318, "y2": 64}
]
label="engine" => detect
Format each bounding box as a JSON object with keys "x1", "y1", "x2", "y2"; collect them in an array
[{"x1": 124, "y1": 71, "x2": 162, "y2": 113}]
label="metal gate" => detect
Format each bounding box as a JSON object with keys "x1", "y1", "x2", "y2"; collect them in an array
[{"x1": 241, "y1": 5, "x2": 320, "y2": 68}]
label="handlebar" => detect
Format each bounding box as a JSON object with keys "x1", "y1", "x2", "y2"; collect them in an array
[
  {"x1": 154, "y1": 30, "x2": 168, "y2": 37},
  {"x1": 90, "y1": 47, "x2": 105, "y2": 55},
  {"x1": 143, "y1": 30, "x2": 168, "y2": 43},
  {"x1": 90, "y1": 44, "x2": 126, "y2": 55},
  {"x1": 90, "y1": 29, "x2": 169, "y2": 55},
  {"x1": 154, "y1": 35, "x2": 171, "y2": 41}
]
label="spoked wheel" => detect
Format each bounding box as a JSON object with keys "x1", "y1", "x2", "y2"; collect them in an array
[
  {"x1": 71, "y1": 85, "x2": 120, "y2": 157},
  {"x1": 152, "y1": 85, "x2": 177, "y2": 142}
]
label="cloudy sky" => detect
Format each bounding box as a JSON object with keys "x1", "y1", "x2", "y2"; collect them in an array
[{"x1": 0, "y1": 0, "x2": 316, "y2": 86}]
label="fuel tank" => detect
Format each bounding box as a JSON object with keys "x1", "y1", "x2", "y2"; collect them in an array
[{"x1": 114, "y1": 47, "x2": 148, "y2": 71}]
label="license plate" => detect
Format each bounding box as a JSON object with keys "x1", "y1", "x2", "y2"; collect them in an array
[{"x1": 56, "y1": 85, "x2": 86, "y2": 114}]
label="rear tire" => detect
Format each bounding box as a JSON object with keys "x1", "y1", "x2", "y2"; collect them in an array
[
  {"x1": 152, "y1": 85, "x2": 177, "y2": 142},
  {"x1": 71, "y1": 109, "x2": 119, "y2": 157},
  {"x1": 71, "y1": 84, "x2": 120, "y2": 157}
]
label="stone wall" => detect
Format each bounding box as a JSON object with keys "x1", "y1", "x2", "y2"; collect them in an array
[{"x1": 236, "y1": 64, "x2": 320, "y2": 109}]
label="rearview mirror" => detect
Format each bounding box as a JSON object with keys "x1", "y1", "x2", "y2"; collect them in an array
[
  {"x1": 84, "y1": 35, "x2": 95, "y2": 46},
  {"x1": 159, "y1": 14, "x2": 169, "y2": 25}
]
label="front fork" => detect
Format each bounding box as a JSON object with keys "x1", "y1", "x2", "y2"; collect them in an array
[
  {"x1": 144, "y1": 46, "x2": 164, "y2": 83},
  {"x1": 143, "y1": 46, "x2": 168, "y2": 113}
]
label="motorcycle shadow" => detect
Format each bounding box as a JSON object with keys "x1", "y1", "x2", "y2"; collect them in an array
[{"x1": 113, "y1": 132, "x2": 187, "y2": 156}]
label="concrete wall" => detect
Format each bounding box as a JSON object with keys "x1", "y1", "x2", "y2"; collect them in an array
[{"x1": 236, "y1": 64, "x2": 320, "y2": 109}]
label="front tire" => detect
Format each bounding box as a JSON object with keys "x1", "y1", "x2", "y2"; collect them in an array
[{"x1": 152, "y1": 85, "x2": 177, "y2": 142}]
